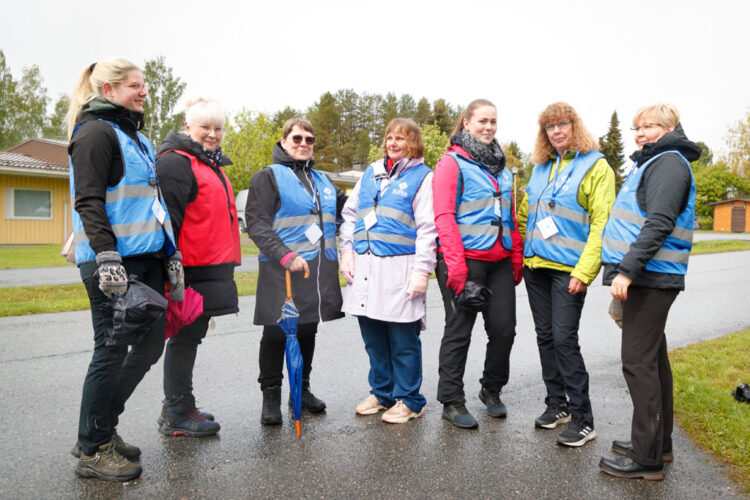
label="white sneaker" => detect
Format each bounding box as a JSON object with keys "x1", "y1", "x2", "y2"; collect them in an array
[
  {"x1": 381, "y1": 400, "x2": 424, "y2": 424},
  {"x1": 355, "y1": 394, "x2": 387, "y2": 415}
]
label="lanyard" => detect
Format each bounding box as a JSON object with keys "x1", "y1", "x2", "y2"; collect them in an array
[{"x1": 546, "y1": 151, "x2": 579, "y2": 208}]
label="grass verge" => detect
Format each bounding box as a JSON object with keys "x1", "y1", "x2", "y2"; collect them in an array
[
  {"x1": 0, "y1": 244, "x2": 74, "y2": 269},
  {"x1": 671, "y1": 329, "x2": 750, "y2": 493},
  {"x1": 691, "y1": 240, "x2": 750, "y2": 255}
]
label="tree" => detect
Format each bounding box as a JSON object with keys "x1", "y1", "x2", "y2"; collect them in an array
[
  {"x1": 599, "y1": 111, "x2": 626, "y2": 191},
  {"x1": 272, "y1": 106, "x2": 301, "y2": 130},
  {"x1": 222, "y1": 110, "x2": 281, "y2": 195},
  {"x1": 502, "y1": 141, "x2": 524, "y2": 170},
  {"x1": 421, "y1": 123, "x2": 449, "y2": 168},
  {"x1": 307, "y1": 92, "x2": 340, "y2": 171},
  {"x1": 142, "y1": 56, "x2": 186, "y2": 147},
  {"x1": 42, "y1": 94, "x2": 69, "y2": 140},
  {"x1": 398, "y1": 94, "x2": 417, "y2": 120},
  {"x1": 432, "y1": 98, "x2": 455, "y2": 135},
  {"x1": 694, "y1": 162, "x2": 750, "y2": 218},
  {"x1": 379, "y1": 92, "x2": 399, "y2": 131},
  {"x1": 0, "y1": 50, "x2": 48, "y2": 149},
  {"x1": 723, "y1": 112, "x2": 750, "y2": 179},
  {"x1": 692, "y1": 141, "x2": 713, "y2": 170},
  {"x1": 414, "y1": 97, "x2": 432, "y2": 126}
]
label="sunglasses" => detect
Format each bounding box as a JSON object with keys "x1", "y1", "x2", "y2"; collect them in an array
[{"x1": 291, "y1": 135, "x2": 315, "y2": 145}]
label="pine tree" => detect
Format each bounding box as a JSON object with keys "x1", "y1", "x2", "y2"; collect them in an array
[
  {"x1": 142, "y1": 56, "x2": 186, "y2": 146},
  {"x1": 599, "y1": 111, "x2": 625, "y2": 191}
]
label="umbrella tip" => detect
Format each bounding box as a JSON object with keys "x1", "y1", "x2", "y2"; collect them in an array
[{"x1": 296, "y1": 420, "x2": 301, "y2": 436}]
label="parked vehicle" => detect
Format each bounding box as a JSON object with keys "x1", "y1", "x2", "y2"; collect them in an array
[{"x1": 236, "y1": 189, "x2": 248, "y2": 234}]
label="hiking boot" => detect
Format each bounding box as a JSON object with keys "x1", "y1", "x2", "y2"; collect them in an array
[
  {"x1": 381, "y1": 400, "x2": 424, "y2": 424},
  {"x1": 159, "y1": 408, "x2": 221, "y2": 437},
  {"x1": 557, "y1": 414, "x2": 596, "y2": 447},
  {"x1": 611, "y1": 439, "x2": 674, "y2": 462},
  {"x1": 355, "y1": 394, "x2": 388, "y2": 415},
  {"x1": 534, "y1": 401, "x2": 571, "y2": 429},
  {"x1": 71, "y1": 429, "x2": 141, "y2": 460},
  {"x1": 75, "y1": 439, "x2": 142, "y2": 482},
  {"x1": 599, "y1": 456, "x2": 665, "y2": 481},
  {"x1": 441, "y1": 402, "x2": 478, "y2": 429},
  {"x1": 261, "y1": 386, "x2": 282, "y2": 426},
  {"x1": 478, "y1": 387, "x2": 507, "y2": 418},
  {"x1": 301, "y1": 388, "x2": 326, "y2": 413},
  {"x1": 157, "y1": 403, "x2": 214, "y2": 427}
]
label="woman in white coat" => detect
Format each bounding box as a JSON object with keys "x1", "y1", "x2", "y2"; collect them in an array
[{"x1": 339, "y1": 118, "x2": 437, "y2": 424}]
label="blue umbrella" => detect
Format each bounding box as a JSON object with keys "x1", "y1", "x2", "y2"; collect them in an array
[{"x1": 278, "y1": 270, "x2": 303, "y2": 436}]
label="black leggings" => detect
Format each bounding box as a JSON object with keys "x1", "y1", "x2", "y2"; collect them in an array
[{"x1": 258, "y1": 322, "x2": 317, "y2": 390}]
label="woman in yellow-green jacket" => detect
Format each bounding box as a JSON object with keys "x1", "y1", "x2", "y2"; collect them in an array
[{"x1": 517, "y1": 102, "x2": 615, "y2": 448}]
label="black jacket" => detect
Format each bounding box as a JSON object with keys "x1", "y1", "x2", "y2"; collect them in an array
[
  {"x1": 246, "y1": 142, "x2": 347, "y2": 325},
  {"x1": 156, "y1": 131, "x2": 239, "y2": 317},
  {"x1": 68, "y1": 98, "x2": 149, "y2": 255},
  {"x1": 603, "y1": 124, "x2": 701, "y2": 290}
]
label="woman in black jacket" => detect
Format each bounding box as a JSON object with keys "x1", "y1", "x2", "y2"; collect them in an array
[
  {"x1": 599, "y1": 103, "x2": 700, "y2": 481},
  {"x1": 246, "y1": 118, "x2": 347, "y2": 425},
  {"x1": 155, "y1": 97, "x2": 241, "y2": 438}
]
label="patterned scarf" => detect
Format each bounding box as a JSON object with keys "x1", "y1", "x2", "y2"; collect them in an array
[
  {"x1": 457, "y1": 129, "x2": 506, "y2": 176},
  {"x1": 187, "y1": 135, "x2": 223, "y2": 166}
]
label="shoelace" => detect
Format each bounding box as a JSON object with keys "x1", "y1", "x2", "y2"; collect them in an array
[{"x1": 187, "y1": 408, "x2": 207, "y2": 422}]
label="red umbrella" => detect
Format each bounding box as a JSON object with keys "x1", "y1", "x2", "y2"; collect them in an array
[{"x1": 165, "y1": 287, "x2": 204, "y2": 339}]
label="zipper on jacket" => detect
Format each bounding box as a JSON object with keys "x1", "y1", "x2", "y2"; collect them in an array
[{"x1": 302, "y1": 164, "x2": 324, "y2": 321}]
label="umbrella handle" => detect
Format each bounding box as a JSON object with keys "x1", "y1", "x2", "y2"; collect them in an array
[{"x1": 285, "y1": 269, "x2": 292, "y2": 301}]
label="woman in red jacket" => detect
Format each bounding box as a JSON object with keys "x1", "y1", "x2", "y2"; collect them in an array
[{"x1": 433, "y1": 99, "x2": 523, "y2": 429}]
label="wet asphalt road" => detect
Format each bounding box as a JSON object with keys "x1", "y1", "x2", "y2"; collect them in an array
[{"x1": 0, "y1": 251, "x2": 749, "y2": 498}]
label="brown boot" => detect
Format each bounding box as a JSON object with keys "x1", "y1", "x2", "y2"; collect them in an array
[{"x1": 75, "y1": 439, "x2": 142, "y2": 482}]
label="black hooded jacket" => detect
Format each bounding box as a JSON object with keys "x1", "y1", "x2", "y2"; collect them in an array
[
  {"x1": 245, "y1": 142, "x2": 347, "y2": 325},
  {"x1": 602, "y1": 124, "x2": 701, "y2": 290}
]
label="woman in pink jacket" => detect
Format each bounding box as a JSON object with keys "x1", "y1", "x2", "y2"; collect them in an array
[{"x1": 339, "y1": 118, "x2": 437, "y2": 424}]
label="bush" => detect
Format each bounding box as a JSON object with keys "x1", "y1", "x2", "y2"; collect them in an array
[{"x1": 698, "y1": 215, "x2": 714, "y2": 230}]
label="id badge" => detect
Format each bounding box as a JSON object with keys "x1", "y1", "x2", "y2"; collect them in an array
[
  {"x1": 152, "y1": 197, "x2": 166, "y2": 224},
  {"x1": 494, "y1": 197, "x2": 501, "y2": 217},
  {"x1": 304, "y1": 224, "x2": 323, "y2": 244},
  {"x1": 364, "y1": 210, "x2": 378, "y2": 230},
  {"x1": 537, "y1": 216, "x2": 559, "y2": 239}
]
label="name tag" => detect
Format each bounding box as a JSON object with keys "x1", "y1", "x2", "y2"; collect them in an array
[
  {"x1": 537, "y1": 216, "x2": 559, "y2": 239},
  {"x1": 364, "y1": 210, "x2": 378, "y2": 230},
  {"x1": 305, "y1": 224, "x2": 322, "y2": 244},
  {"x1": 494, "y1": 198, "x2": 501, "y2": 217},
  {"x1": 152, "y1": 197, "x2": 166, "y2": 224}
]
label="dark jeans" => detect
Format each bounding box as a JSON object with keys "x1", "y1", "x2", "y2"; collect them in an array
[
  {"x1": 436, "y1": 256, "x2": 516, "y2": 404},
  {"x1": 622, "y1": 286, "x2": 678, "y2": 467},
  {"x1": 258, "y1": 323, "x2": 317, "y2": 390},
  {"x1": 523, "y1": 267, "x2": 593, "y2": 424},
  {"x1": 163, "y1": 315, "x2": 210, "y2": 414},
  {"x1": 78, "y1": 257, "x2": 166, "y2": 455}
]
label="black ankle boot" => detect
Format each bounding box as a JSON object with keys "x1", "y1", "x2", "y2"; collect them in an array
[
  {"x1": 301, "y1": 380, "x2": 326, "y2": 413},
  {"x1": 261, "y1": 386, "x2": 282, "y2": 425}
]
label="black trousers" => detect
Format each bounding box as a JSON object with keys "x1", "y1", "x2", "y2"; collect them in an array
[
  {"x1": 436, "y1": 256, "x2": 516, "y2": 404},
  {"x1": 258, "y1": 322, "x2": 317, "y2": 390},
  {"x1": 622, "y1": 286, "x2": 678, "y2": 467},
  {"x1": 78, "y1": 257, "x2": 165, "y2": 455},
  {"x1": 163, "y1": 315, "x2": 210, "y2": 414},
  {"x1": 524, "y1": 267, "x2": 593, "y2": 424}
]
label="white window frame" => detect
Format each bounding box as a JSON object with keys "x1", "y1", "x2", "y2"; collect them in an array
[{"x1": 4, "y1": 187, "x2": 54, "y2": 221}]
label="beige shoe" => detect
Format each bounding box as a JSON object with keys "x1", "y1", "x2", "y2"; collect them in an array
[
  {"x1": 381, "y1": 400, "x2": 424, "y2": 424},
  {"x1": 355, "y1": 394, "x2": 387, "y2": 415}
]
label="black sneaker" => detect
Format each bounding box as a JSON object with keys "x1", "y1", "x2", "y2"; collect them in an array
[
  {"x1": 441, "y1": 402, "x2": 479, "y2": 429},
  {"x1": 71, "y1": 429, "x2": 141, "y2": 460},
  {"x1": 557, "y1": 414, "x2": 596, "y2": 447},
  {"x1": 159, "y1": 408, "x2": 221, "y2": 437},
  {"x1": 157, "y1": 403, "x2": 214, "y2": 426},
  {"x1": 478, "y1": 387, "x2": 507, "y2": 418},
  {"x1": 534, "y1": 402, "x2": 571, "y2": 429}
]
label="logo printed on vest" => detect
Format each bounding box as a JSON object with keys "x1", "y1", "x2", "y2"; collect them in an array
[
  {"x1": 391, "y1": 181, "x2": 409, "y2": 197},
  {"x1": 322, "y1": 186, "x2": 335, "y2": 201}
]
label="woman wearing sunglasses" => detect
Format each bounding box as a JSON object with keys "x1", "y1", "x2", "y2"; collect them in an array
[
  {"x1": 246, "y1": 118, "x2": 347, "y2": 425},
  {"x1": 517, "y1": 102, "x2": 615, "y2": 447},
  {"x1": 599, "y1": 104, "x2": 700, "y2": 480},
  {"x1": 339, "y1": 118, "x2": 437, "y2": 424}
]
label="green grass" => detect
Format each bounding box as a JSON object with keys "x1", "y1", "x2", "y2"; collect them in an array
[
  {"x1": 671, "y1": 329, "x2": 750, "y2": 493},
  {"x1": 241, "y1": 241, "x2": 260, "y2": 256},
  {"x1": 691, "y1": 240, "x2": 750, "y2": 255},
  {"x1": 0, "y1": 244, "x2": 74, "y2": 269}
]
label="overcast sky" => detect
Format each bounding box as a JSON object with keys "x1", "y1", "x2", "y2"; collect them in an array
[{"x1": 3, "y1": 0, "x2": 749, "y2": 160}]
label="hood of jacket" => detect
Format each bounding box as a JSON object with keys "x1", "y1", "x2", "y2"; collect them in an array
[
  {"x1": 76, "y1": 96, "x2": 145, "y2": 133},
  {"x1": 157, "y1": 130, "x2": 232, "y2": 167},
  {"x1": 271, "y1": 140, "x2": 314, "y2": 170},
  {"x1": 630, "y1": 123, "x2": 701, "y2": 165}
]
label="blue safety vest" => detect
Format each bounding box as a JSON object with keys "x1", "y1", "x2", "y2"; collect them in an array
[
  {"x1": 601, "y1": 151, "x2": 695, "y2": 275},
  {"x1": 450, "y1": 152, "x2": 514, "y2": 251},
  {"x1": 353, "y1": 160, "x2": 431, "y2": 256},
  {"x1": 70, "y1": 120, "x2": 176, "y2": 264},
  {"x1": 524, "y1": 150, "x2": 603, "y2": 266},
  {"x1": 258, "y1": 164, "x2": 338, "y2": 262}
]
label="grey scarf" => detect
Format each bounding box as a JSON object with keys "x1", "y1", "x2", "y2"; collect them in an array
[{"x1": 458, "y1": 129, "x2": 506, "y2": 175}]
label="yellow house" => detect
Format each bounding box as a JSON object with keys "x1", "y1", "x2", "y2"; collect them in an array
[{"x1": 0, "y1": 138, "x2": 71, "y2": 245}]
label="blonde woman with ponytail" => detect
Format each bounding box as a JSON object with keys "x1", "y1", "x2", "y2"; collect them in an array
[{"x1": 67, "y1": 58, "x2": 182, "y2": 482}]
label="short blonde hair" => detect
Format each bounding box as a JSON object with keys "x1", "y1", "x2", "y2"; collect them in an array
[
  {"x1": 381, "y1": 118, "x2": 425, "y2": 159},
  {"x1": 185, "y1": 97, "x2": 225, "y2": 128},
  {"x1": 633, "y1": 103, "x2": 680, "y2": 129},
  {"x1": 531, "y1": 102, "x2": 598, "y2": 164}
]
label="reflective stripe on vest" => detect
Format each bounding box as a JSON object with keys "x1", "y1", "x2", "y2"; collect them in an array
[
  {"x1": 258, "y1": 164, "x2": 338, "y2": 262},
  {"x1": 449, "y1": 152, "x2": 514, "y2": 251},
  {"x1": 353, "y1": 161, "x2": 430, "y2": 256},
  {"x1": 69, "y1": 120, "x2": 176, "y2": 263},
  {"x1": 601, "y1": 150, "x2": 695, "y2": 275},
  {"x1": 523, "y1": 150, "x2": 603, "y2": 266}
]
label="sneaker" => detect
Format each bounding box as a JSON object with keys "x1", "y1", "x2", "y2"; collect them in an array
[
  {"x1": 557, "y1": 414, "x2": 596, "y2": 447},
  {"x1": 355, "y1": 394, "x2": 388, "y2": 415},
  {"x1": 75, "y1": 439, "x2": 142, "y2": 482},
  {"x1": 441, "y1": 402, "x2": 479, "y2": 429},
  {"x1": 534, "y1": 402, "x2": 571, "y2": 429},
  {"x1": 157, "y1": 403, "x2": 214, "y2": 426},
  {"x1": 301, "y1": 389, "x2": 327, "y2": 413},
  {"x1": 71, "y1": 429, "x2": 140, "y2": 460},
  {"x1": 159, "y1": 408, "x2": 221, "y2": 437},
  {"x1": 611, "y1": 439, "x2": 674, "y2": 462},
  {"x1": 478, "y1": 387, "x2": 507, "y2": 418},
  {"x1": 381, "y1": 401, "x2": 424, "y2": 424}
]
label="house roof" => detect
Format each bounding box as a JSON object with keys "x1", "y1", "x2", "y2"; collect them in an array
[
  {"x1": 708, "y1": 199, "x2": 750, "y2": 206},
  {"x1": 0, "y1": 152, "x2": 69, "y2": 178}
]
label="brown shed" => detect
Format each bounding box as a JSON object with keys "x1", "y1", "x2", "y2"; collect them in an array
[{"x1": 710, "y1": 199, "x2": 750, "y2": 232}]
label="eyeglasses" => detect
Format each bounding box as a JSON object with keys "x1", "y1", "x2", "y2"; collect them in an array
[
  {"x1": 630, "y1": 122, "x2": 662, "y2": 133},
  {"x1": 545, "y1": 120, "x2": 571, "y2": 132},
  {"x1": 291, "y1": 135, "x2": 315, "y2": 145},
  {"x1": 123, "y1": 81, "x2": 149, "y2": 92}
]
